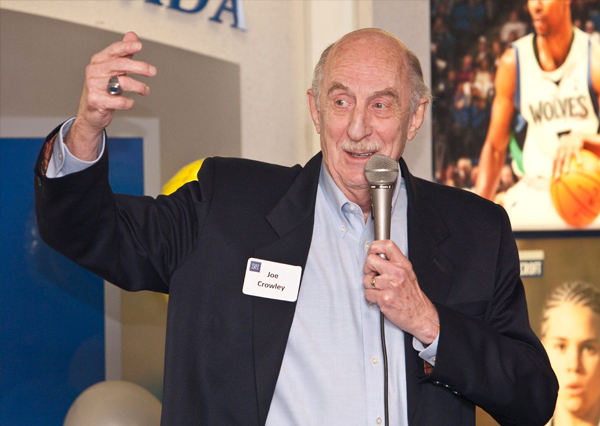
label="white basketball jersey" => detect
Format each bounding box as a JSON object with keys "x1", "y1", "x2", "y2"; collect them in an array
[{"x1": 513, "y1": 27, "x2": 599, "y2": 179}]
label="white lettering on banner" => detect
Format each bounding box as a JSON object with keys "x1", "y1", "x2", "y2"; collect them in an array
[
  {"x1": 145, "y1": 0, "x2": 248, "y2": 31},
  {"x1": 520, "y1": 260, "x2": 544, "y2": 278},
  {"x1": 518, "y1": 250, "x2": 545, "y2": 278}
]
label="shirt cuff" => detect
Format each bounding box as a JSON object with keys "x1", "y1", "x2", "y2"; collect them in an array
[
  {"x1": 46, "y1": 117, "x2": 106, "y2": 178},
  {"x1": 413, "y1": 332, "x2": 439, "y2": 367}
]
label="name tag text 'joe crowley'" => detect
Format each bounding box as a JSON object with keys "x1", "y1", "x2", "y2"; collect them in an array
[
  {"x1": 257, "y1": 272, "x2": 285, "y2": 292},
  {"x1": 242, "y1": 259, "x2": 301, "y2": 302}
]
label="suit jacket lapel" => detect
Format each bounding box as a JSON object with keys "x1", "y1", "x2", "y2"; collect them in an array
[
  {"x1": 400, "y1": 158, "x2": 455, "y2": 424},
  {"x1": 401, "y1": 158, "x2": 453, "y2": 304},
  {"x1": 250, "y1": 155, "x2": 455, "y2": 425},
  {"x1": 252, "y1": 153, "x2": 322, "y2": 425}
]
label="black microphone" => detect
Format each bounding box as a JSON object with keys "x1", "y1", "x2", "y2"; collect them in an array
[{"x1": 364, "y1": 154, "x2": 399, "y2": 243}]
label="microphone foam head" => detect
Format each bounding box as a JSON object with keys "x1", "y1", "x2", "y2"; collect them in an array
[{"x1": 364, "y1": 154, "x2": 399, "y2": 185}]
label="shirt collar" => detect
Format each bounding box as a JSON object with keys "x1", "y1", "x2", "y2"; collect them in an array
[{"x1": 318, "y1": 163, "x2": 404, "y2": 236}]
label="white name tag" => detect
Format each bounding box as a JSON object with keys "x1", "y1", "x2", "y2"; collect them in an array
[{"x1": 242, "y1": 258, "x2": 302, "y2": 302}]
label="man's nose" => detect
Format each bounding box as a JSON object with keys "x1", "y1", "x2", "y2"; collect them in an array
[{"x1": 347, "y1": 105, "x2": 372, "y2": 142}]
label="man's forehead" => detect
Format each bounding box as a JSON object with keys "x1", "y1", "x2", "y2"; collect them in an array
[
  {"x1": 322, "y1": 55, "x2": 407, "y2": 99},
  {"x1": 331, "y1": 33, "x2": 404, "y2": 63},
  {"x1": 324, "y1": 35, "x2": 405, "y2": 78}
]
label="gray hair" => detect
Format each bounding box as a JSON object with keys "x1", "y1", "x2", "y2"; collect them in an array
[
  {"x1": 311, "y1": 33, "x2": 432, "y2": 115},
  {"x1": 540, "y1": 281, "x2": 600, "y2": 339}
]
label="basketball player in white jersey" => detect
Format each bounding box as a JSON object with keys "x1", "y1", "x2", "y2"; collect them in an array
[{"x1": 476, "y1": 0, "x2": 600, "y2": 231}]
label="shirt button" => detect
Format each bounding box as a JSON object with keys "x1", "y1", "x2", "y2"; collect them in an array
[
  {"x1": 431, "y1": 356, "x2": 436, "y2": 363},
  {"x1": 364, "y1": 242, "x2": 370, "y2": 251},
  {"x1": 340, "y1": 226, "x2": 346, "y2": 233},
  {"x1": 58, "y1": 152, "x2": 63, "y2": 161},
  {"x1": 376, "y1": 417, "x2": 383, "y2": 425},
  {"x1": 371, "y1": 357, "x2": 378, "y2": 366},
  {"x1": 349, "y1": 204, "x2": 356, "y2": 211}
]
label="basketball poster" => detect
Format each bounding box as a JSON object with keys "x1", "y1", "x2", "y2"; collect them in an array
[{"x1": 430, "y1": 0, "x2": 600, "y2": 232}]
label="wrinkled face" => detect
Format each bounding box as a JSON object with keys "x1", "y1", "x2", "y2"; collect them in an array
[
  {"x1": 308, "y1": 32, "x2": 424, "y2": 203},
  {"x1": 528, "y1": 0, "x2": 571, "y2": 36},
  {"x1": 542, "y1": 303, "x2": 600, "y2": 418}
]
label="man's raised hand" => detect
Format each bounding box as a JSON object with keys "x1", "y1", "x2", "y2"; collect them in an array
[{"x1": 66, "y1": 32, "x2": 156, "y2": 161}]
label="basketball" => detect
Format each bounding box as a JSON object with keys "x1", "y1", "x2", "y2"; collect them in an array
[{"x1": 551, "y1": 150, "x2": 600, "y2": 227}]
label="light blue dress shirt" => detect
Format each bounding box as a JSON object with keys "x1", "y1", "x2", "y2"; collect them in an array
[
  {"x1": 266, "y1": 165, "x2": 437, "y2": 426},
  {"x1": 49, "y1": 118, "x2": 439, "y2": 425},
  {"x1": 46, "y1": 119, "x2": 104, "y2": 178}
]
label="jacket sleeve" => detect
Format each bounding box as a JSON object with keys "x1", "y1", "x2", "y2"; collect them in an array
[
  {"x1": 425, "y1": 205, "x2": 558, "y2": 426},
  {"x1": 34, "y1": 126, "x2": 213, "y2": 293}
]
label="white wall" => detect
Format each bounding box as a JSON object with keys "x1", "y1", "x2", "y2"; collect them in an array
[
  {"x1": 0, "y1": 0, "x2": 307, "y2": 166},
  {"x1": 373, "y1": 0, "x2": 432, "y2": 180},
  {"x1": 1, "y1": 0, "x2": 431, "y2": 175}
]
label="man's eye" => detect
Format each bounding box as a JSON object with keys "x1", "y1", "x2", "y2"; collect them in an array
[
  {"x1": 374, "y1": 102, "x2": 385, "y2": 109},
  {"x1": 335, "y1": 100, "x2": 347, "y2": 106}
]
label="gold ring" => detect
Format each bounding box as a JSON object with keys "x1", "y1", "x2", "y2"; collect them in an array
[{"x1": 371, "y1": 275, "x2": 377, "y2": 289}]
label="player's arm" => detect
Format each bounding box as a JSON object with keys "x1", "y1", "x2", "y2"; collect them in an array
[
  {"x1": 554, "y1": 41, "x2": 600, "y2": 176},
  {"x1": 476, "y1": 49, "x2": 517, "y2": 200}
]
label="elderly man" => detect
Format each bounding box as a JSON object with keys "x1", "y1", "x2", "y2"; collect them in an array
[{"x1": 35, "y1": 28, "x2": 557, "y2": 425}]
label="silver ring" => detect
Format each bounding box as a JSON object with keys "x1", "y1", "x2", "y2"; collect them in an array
[{"x1": 107, "y1": 75, "x2": 122, "y2": 96}]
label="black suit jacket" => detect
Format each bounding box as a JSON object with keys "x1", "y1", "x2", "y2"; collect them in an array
[{"x1": 35, "y1": 127, "x2": 557, "y2": 425}]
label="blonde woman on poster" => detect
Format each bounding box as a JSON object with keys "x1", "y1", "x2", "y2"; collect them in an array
[{"x1": 541, "y1": 281, "x2": 600, "y2": 426}]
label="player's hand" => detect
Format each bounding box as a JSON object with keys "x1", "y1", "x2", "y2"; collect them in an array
[
  {"x1": 362, "y1": 240, "x2": 439, "y2": 344},
  {"x1": 66, "y1": 32, "x2": 157, "y2": 161},
  {"x1": 554, "y1": 132, "x2": 584, "y2": 178}
]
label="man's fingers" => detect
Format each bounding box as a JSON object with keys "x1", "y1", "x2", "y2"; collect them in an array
[
  {"x1": 364, "y1": 240, "x2": 408, "y2": 271},
  {"x1": 86, "y1": 88, "x2": 135, "y2": 112},
  {"x1": 90, "y1": 32, "x2": 147, "y2": 68},
  {"x1": 90, "y1": 40, "x2": 142, "y2": 64},
  {"x1": 86, "y1": 75, "x2": 149, "y2": 111},
  {"x1": 363, "y1": 273, "x2": 381, "y2": 290},
  {"x1": 122, "y1": 31, "x2": 139, "y2": 43},
  {"x1": 87, "y1": 57, "x2": 156, "y2": 79},
  {"x1": 122, "y1": 32, "x2": 139, "y2": 60},
  {"x1": 115, "y1": 75, "x2": 151, "y2": 96},
  {"x1": 85, "y1": 32, "x2": 156, "y2": 104},
  {"x1": 100, "y1": 75, "x2": 150, "y2": 97},
  {"x1": 108, "y1": 57, "x2": 156, "y2": 77}
]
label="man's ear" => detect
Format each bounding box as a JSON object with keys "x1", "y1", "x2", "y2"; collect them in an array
[
  {"x1": 307, "y1": 89, "x2": 321, "y2": 134},
  {"x1": 406, "y1": 98, "x2": 429, "y2": 141}
]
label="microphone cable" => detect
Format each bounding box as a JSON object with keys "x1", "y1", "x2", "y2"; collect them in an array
[{"x1": 380, "y1": 310, "x2": 389, "y2": 426}]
